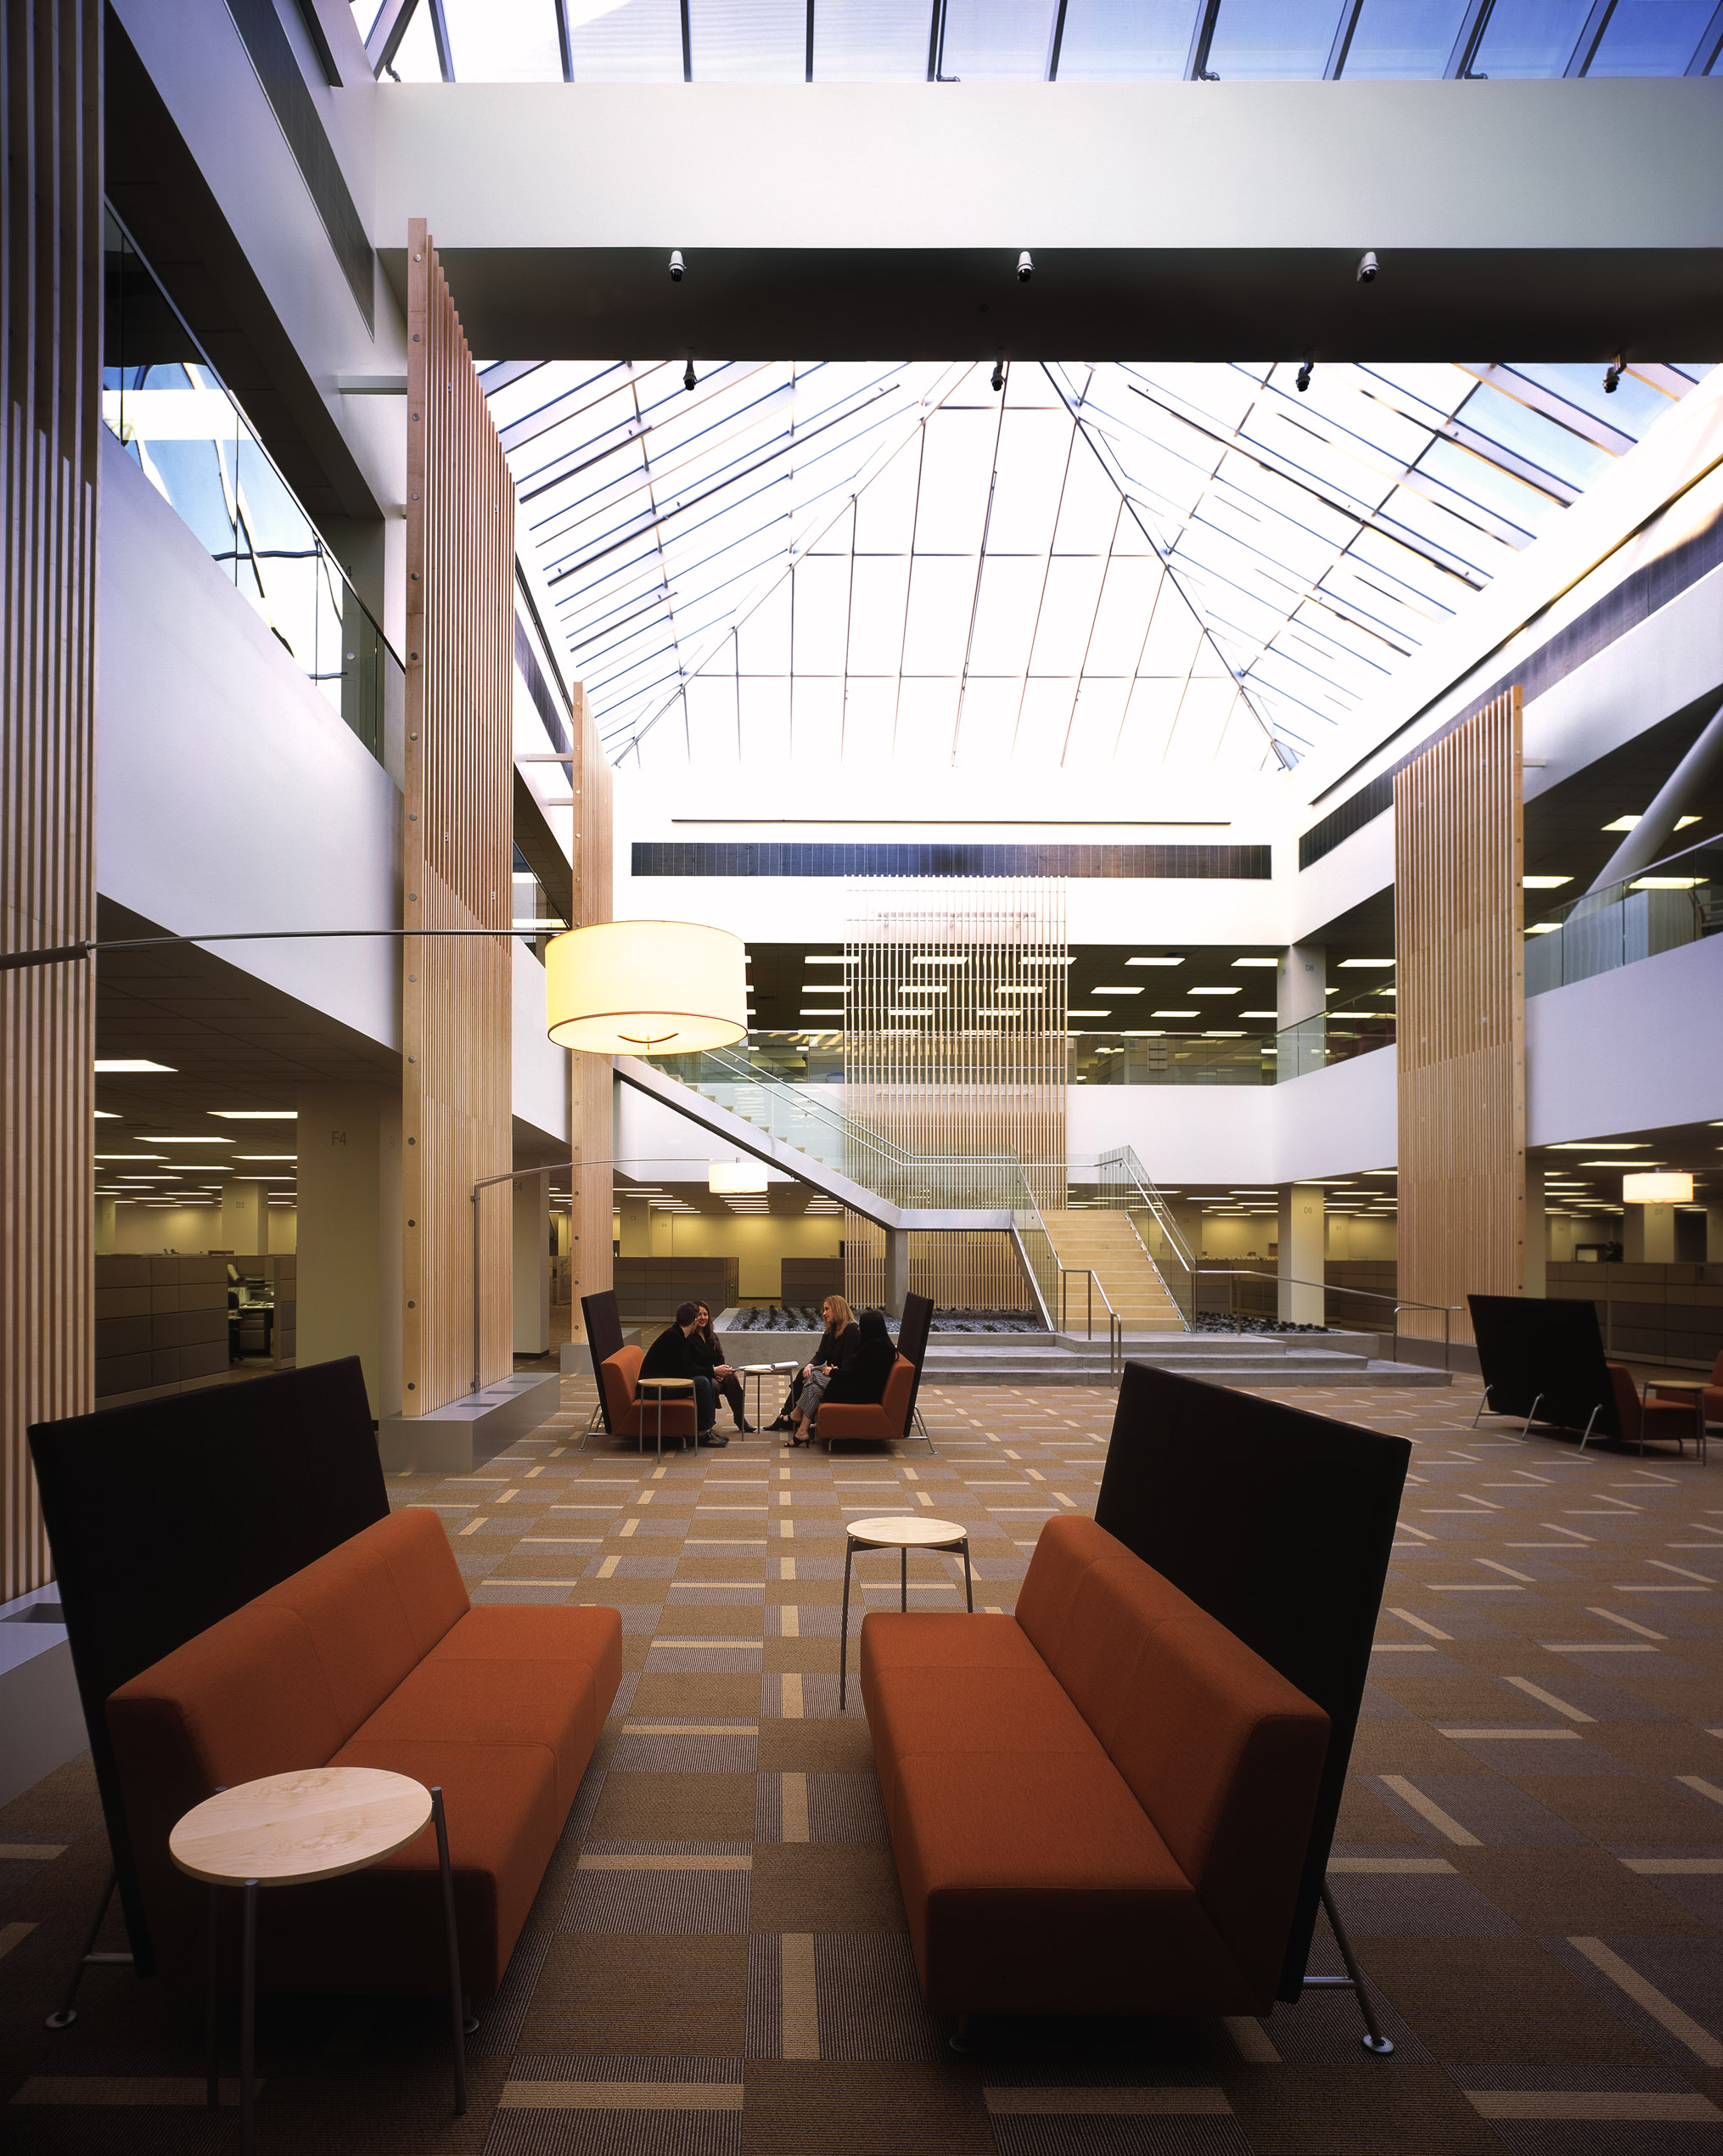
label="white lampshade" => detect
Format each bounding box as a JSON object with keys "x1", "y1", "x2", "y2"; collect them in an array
[
  {"x1": 1622, "y1": 1171, "x2": 1693, "y2": 1204},
  {"x1": 710, "y1": 1160, "x2": 767, "y2": 1195},
  {"x1": 545, "y1": 921, "x2": 748, "y2": 1055}
]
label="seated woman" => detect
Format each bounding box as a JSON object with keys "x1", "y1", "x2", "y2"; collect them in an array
[
  {"x1": 801, "y1": 1307, "x2": 897, "y2": 1447},
  {"x1": 691, "y1": 1302, "x2": 752, "y2": 1435},
  {"x1": 774, "y1": 1294, "x2": 859, "y2": 1444}
]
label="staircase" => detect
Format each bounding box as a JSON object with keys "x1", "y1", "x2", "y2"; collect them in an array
[{"x1": 1041, "y1": 1210, "x2": 1184, "y2": 1333}]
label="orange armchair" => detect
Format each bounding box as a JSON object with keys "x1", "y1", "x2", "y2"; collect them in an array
[
  {"x1": 817, "y1": 1355, "x2": 916, "y2": 1451},
  {"x1": 1608, "y1": 1362, "x2": 1707, "y2": 1463},
  {"x1": 600, "y1": 1345, "x2": 699, "y2": 1452}
]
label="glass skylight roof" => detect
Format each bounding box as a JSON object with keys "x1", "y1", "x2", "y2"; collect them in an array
[
  {"x1": 483, "y1": 357, "x2": 1707, "y2": 772},
  {"x1": 356, "y1": 0, "x2": 1723, "y2": 81}
]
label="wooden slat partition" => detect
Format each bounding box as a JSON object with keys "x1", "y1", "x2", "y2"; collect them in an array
[
  {"x1": 567, "y1": 677, "x2": 615, "y2": 1340},
  {"x1": 401, "y1": 222, "x2": 514, "y2": 1412},
  {"x1": 2, "y1": 0, "x2": 101, "y2": 1597},
  {"x1": 1395, "y1": 688, "x2": 1525, "y2": 1347}
]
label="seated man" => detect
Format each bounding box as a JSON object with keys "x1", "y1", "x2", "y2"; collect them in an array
[{"x1": 641, "y1": 1300, "x2": 726, "y2": 1447}]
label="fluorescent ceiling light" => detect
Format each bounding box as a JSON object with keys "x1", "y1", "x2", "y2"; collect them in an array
[
  {"x1": 1580, "y1": 1159, "x2": 1661, "y2": 1168},
  {"x1": 893, "y1": 985, "x2": 946, "y2": 995},
  {"x1": 94, "y1": 1109, "x2": 118, "y2": 1119},
  {"x1": 1240, "y1": 1010, "x2": 1278, "y2": 1019},
  {"x1": 1204, "y1": 1030, "x2": 1245, "y2": 1038},
  {"x1": 1549, "y1": 1141, "x2": 1644, "y2": 1149},
  {"x1": 1120, "y1": 1030, "x2": 1164, "y2": 1037},
  {"x1": 1153, "y1": 1009, "x2": 1198, "y2": 1018},
  {"x1": 1091, "y1": 985, "x2": 1143, "y2": 994},
  {"x1": 95, "y1": 1154, "x2": 166, "y2": 1161},
  {"x1": 1602, "y1": 813, "x2": 1700, "y2": 832},
  {"x1": 143, "y1": 1137, "x2": 233, "y2": 1145},
  {"x1": 1631, "y1": 876, "x2": 1702, "y2": 890},
  {"x1": 1188, "y1": 987, "x2": 1241, "y2": 997},
  {"x1": 1231, "y1": 957, "x2": 1278, "y2": 968},
  {"x1": 1525, "y1": 923, "x2": 1561, "y2": 934},
  {"x1": 95, "y1": 1058, "x2": 175, "y2": 1073},
  {"x1": 1125, "y1": 957, "x2": 1181, "y2": 966},
  {"x1": 1523, "y1": 874, "x2": 1572, "y2": 889},
  {"x1": 1337, "y1": 958, "x2": 1394, "y2": 969},
  {"x1": 238, "y1": 1154, "x2": 298, "y2": 1162},
  {"x1": 1068, "y1": 1009, "x2": 1111, "y2": 1019},
  {"x1": 210, "y1": 1110, "x2": 297, "y2": 1120}
]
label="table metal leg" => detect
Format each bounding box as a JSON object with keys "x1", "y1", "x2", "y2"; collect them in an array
[
  {"x1": 901, "y1": 1545, "x2": 907, "y2": 1612},
  {"x1": 239, "y1": 1879, "x2": 258, "y2": 2156},
  {"x1": 961, "y1": 1537, "x2": 973, "y2": 1612},
  {"x1": 205, "y1": 1883, "x2": 221, "y2": 2108},
  {"x1": 431, "y1": 1786, "x2": 468, "y2": 2116},
  {"x1": 839, "y1": 1536, "x2": 855, "y2": 1708}
]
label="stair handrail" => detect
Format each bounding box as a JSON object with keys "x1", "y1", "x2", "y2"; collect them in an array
[{"x1": 1198, "y1": 1264, "x2": 1461, "y2": 1369}]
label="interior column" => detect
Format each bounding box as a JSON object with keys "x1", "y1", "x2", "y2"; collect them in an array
[
  {"x1": 1623, "y1": 1203, "x2": 1675, "y2": 1262},
  {"x1": 221, "y1": 1183, "x2": 269, "y2": 1258},
  {"x1": 1277, "y1": 1185, "x2": 1325, "y2": 1324},
  {"x1": 1524, "y1": 1163, "x2": 1546, "y2": 1296},
  {"x1": 619, "y1": 1194, "x2": 651, "y2": 1255},
  {"x1": 295, "y1": 1084, "x2": 403, "y2": 1418},
  {"x1": 884, "y1": 1227, "x2": 909, "y2": 1317},
  {"x1": 514, "y1": 1175, "x2": 551, "y2": 1355}
]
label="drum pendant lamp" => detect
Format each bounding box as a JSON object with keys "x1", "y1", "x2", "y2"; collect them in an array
[{"x1": 544, "y1": 920, "x2": 748, "y2": 1055}]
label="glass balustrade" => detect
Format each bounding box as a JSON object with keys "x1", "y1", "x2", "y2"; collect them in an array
[
  {"x1": 1524, "y1": 837, "x2": 1721, "y2": 995},
  {"x1": 102, "y1": 206, "x2": 404, "y2": 772}
]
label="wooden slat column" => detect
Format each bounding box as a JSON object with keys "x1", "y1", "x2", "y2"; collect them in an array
[
  {"x1": 1395, "y1": 688, "x2": 1526, "y2": 1348},
  {"x1": 568, "y1": 677, "x2": 614, "y2": 1339},
  {"x1": 401, "y1": 222, "x2": 514, "y2": 1412},
  {"x1": 2, "y1": 0, "x2": 101, "y2": 1597}
]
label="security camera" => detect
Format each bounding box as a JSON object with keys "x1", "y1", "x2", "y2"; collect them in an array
[
  {"x1": 1295, "y1": 359, "x2": 1312, "y2": 393},
  {"x1": 991, "y1": 359, "x2": 1005, "y2": 392},
  {"x1": 1016, "y1": 251, "x2": 1034, "y2": 284},
  {"x1": 683, "y1": 357, "x2": 697, "y2": 392},
  {"x1": 1355, "y1": 251, "x2": 1378, "y2": 284},
  {"x1": 1604, "y1": 355, "x2": 1625, "y2": 395},
  {"x1": 668, "y1": 250, "x2": 685, "y2": 282}
]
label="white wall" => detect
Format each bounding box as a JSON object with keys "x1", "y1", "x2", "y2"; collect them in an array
[
  {"x1": 1527, "y1": 934, "x2": 1723, "y2": 1145},
  {"x1": 512, "y1": 941, "x2": 570, "y2": 1147},
  {"x1": 98, "y1": 434, "x2": 401, "y2": 1047}
]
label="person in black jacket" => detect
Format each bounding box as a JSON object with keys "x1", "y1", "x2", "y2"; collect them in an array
[
  {"x1": 770, "y1": 1294, "x2": 859, "y2": 1437},
  {"x1": 805, "y1": 1309, "x2": 897, "y2": 1446},
  {"x1": 692, "y1": 1303, "x2": 752, "y2": 1434},
  {"x1": 640, "y1": 1300, "x2": 725, "y2": 1446}
]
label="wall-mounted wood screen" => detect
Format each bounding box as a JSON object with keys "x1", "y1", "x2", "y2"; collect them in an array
[
  {"x1": 3, "y1": 0, "x2": 101, "y2": 1597},
  {"x1": 568, "y1": 678, "x2": 615, "y2": 1340},
  {"x1": 401, "y1": 222, "x2": 514, "y2": 1413},
  {"x1": 1395, "y1": 688, "x2": 1525, "y2": 1346}
]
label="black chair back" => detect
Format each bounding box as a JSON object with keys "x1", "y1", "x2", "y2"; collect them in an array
[
  {"x1": 1468, "y1": 1293, "x2": 1624, "y2": 1439},
  {"x1": 28, "y1": 1359, "x2": 387, "y2": 1976},
  {"x1": 896, "y1": 1290, "x2": 934, "y2": 1430},
  {"x1": 1096, "y1": 1364, "x2": 1408, "y2": 2003},
  {"x1": 581, "y1": 1289, "x2": 626, "y2": 1430}
]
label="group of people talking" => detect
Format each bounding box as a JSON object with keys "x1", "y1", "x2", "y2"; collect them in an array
[{"x1": 637, "y1": 1293, "x2": 897, "y2": 1448}]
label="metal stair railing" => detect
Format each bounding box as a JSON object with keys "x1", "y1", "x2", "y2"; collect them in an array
[
  {"x1": 1198, "y1": 1266, "x2": 1461, "y2": 1369},
  {"x1": 1091, "y1": 1145, "x2": 1198, "y2": 1329}
]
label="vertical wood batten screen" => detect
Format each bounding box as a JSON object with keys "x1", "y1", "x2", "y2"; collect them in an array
[
  {"x1": 843, "y1": 879, "x2": 1066, "y2": 1313},
  {"x1": 2, "y1": 0, "x2": 100, "y2": 1597},
  {"x1": 402, "y1": 222, "x2": 514, "y2": 1412},
  {"x1": 569, "y1": 678, "x2": 614, "y2": 1339},
  {"x1": 1395, "y1": 688, "x2": 1525, "y2": 1347}
]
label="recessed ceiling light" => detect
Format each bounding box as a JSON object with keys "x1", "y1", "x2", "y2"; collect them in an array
[
  {"x1": 1337, "y1": 958, "x2": 1395, "y2": 969},
  {"x1": 93, "y1": 1109, "x2": 119, "y2": 1120},
  {"x1": 1203, "y1": 1030, "x2": 1245, "y2": 1038},
  {"x1": 1522, "y1": 874, "x2": 1572, "y2": 889},
  {"x1": 1240, "y1": 1010, "x2": 1278, "y2": 1018},
  {"x1": 1188, "y1": 987, "x2": 1242, "y2": 997},
  {"x1": 142, "y1": 1137, "x2": 234, "y2": 1145},
  {"x1": 238, "y1": 1154, "x2": 298, "y2": 1161},
  {"x1": 210, "y1": 1110, "x2": 297, "y2": 1120},
  {"x1": 94, "y1": 1058, "x2": 176, "y2": 1073},
  {"x1": 95, "y1": 1154, "x2": 166, "y2": 1161},
  {"x1": 1091, "y1": 985, "x2": 1143, "y2": 995},
  {"x1": 1068, "y1": 1009, "x2": 1111, "y2": 1018},
  {"x1": 1153, "y1": 1010, "x2": 1198, "y2": 1018},
  {"x1": 1125, "y1": 957, "x2": 1182, "y2": 967},
  {"x1": 1549, "y1": 1141, "x2": 1644, "y2": 1149},
  {"x1": 1602, "y1": 813, "x2": 1701, "y2": 833}
]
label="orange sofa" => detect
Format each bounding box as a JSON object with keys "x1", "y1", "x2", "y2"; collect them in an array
[
  {"x1": 861, "y1": 1513, "x2": 1329, "y2": 2019},
  {"x1": 601, "y1": 1344, "x2": 701, "y2": 1450},
  {"x1": 817, "y1": 1354, "x2": 915, "y2": 1451},
  {"x1": 107, "y1": 1508, "x2": 620, "y2": 1998}
]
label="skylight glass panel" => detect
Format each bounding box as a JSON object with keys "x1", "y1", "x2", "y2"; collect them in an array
[
  {"x1": 939, "y1": 0, "x2": 1063, "y2": 78},
  {"x1": 688, "y1": 0, "x2": 804, "y2": 80},
  {"x1": 1584, "y1": 0, "x2": 1715, "y2": 71},
  {"x1": 566, "y1": 0, "x2": 683, "y2": 81},
  {"x1": 385, "y1": 1, "x2": 445, "y2": 79},
  {"x1": 1455, "y1": 381, "x2": 1614, "y2": 489},
  {"x1": 1416, "y1": 435, "x2": 1560, "y2": 535},
  {"x1": 1339, "y1": 0, "x2": 1471, "y2": 76},
  {"x1": 1514, "y1": 361, "x2": 1672, "y2": 430},
  {"x1": 1469, "y1": 0, "x2": 1594, "y2": 75},
  {"x1": 1052, "y1": 0, "x2": 1201, "y2": 77},
  {"x1": 441, "y1": 0, "x2": 564, "y2": 80},
  {"x1": 1204, "y1": 0, "x2": 1347, "y2": 76},
  {"x1": 811, "y1": 0, "x2": 932, "y2": 78}
]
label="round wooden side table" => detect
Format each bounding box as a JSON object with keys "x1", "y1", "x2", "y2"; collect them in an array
[
  {"x1": 170, "y1": 1766, "x2": 466, "y2": 2153},
  {"x1": 839, "y1": 1514, "x2": 974, "y2": 1709},
  {"x1": 636, "y1": 1373, "x2": 696, "y2": 1457},
  {"x1": 738, "y1": 1361, "x2": 800, "y2": 1430}
]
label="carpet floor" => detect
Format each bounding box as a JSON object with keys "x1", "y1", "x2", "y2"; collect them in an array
[{"x1": 3, "y1": 1373, "x2": 1721, "y2": 2153}]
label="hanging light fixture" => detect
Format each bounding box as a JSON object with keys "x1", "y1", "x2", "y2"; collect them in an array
[
  {"x1": 1622, "y1": 1171, "x2": 1692, "y2": 1204},
  {"x1": 709, "y1": 1159, "x2": 767, "y2": 1195},
  {"x1": 544, "y1": 921, "x2": 748, "y2": 1055}
]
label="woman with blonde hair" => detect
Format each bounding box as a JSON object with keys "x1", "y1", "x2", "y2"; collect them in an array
[{"x1": 772, "y1": 1293, "x2": 859, "y2": 1444}]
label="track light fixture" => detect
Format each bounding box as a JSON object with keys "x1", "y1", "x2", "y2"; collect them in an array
[
  {"x1": 991, "y1": 359, "x2": 1005, "y2": 393},
  {"x1": 1295, "y1": 359, "x2": 1313, "y2": 393},
  {"x1": 1604, "y1": 354, "x2": 1625, "y2": 395},
  {"x1": 668, "y1": 250, "x2": 685, "y2": 281},
  {"x1": 1016, "y1": 251, "x2": 1034, "y2": 284},
  {"x1": 683, "y1": 357, "x2": 697, "y2": 392},
  {"x1": 1355, "y1": 251, "x2": 1378, "y2": 284}
]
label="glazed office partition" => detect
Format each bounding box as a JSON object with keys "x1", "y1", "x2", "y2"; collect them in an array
[
  {"x1": 1095, "y1": 1363, "x2": 1409, "y2": 2002},
  {"x1": 27, "y1": 1358, "x2": 388, "y2": 1974}
]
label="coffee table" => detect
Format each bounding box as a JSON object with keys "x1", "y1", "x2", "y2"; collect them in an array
[
  {"x1": 170, "y1": 1766, "x2": 467, "y2": 2153},
  {"x1": 1643, "y1": 1378, "x2": 1710, "y2": 1463},
  {"x1": 637, "y1": 1373, "x2": 697, "y2": 1458},
  {"x1": 738, "y1": 1361, "x2": 800, "y2": 1430},
  {"x1": 839, "y1": 1514, "x2": 973, "y2": 1709}
]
